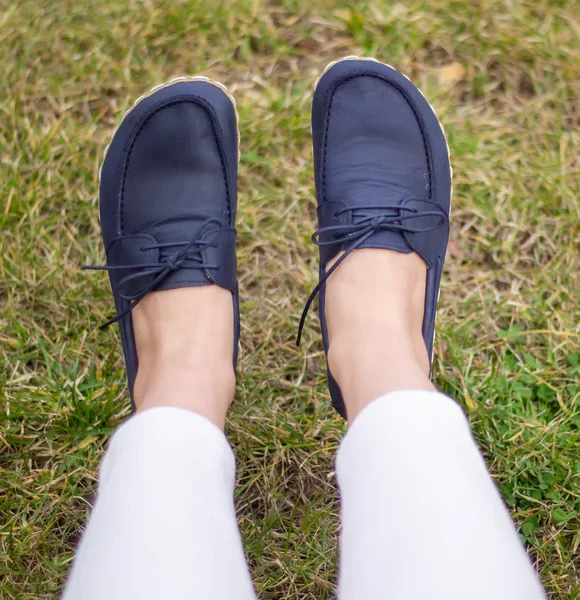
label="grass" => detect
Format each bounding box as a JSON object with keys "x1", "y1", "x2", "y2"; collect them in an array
[{"x1": 1, "y1": 0, "x2": 579, "y2": 597}]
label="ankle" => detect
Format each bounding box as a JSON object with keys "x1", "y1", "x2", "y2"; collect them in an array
[
  {"x1": 131, "y1": 286, "x2": 236, "y2": 430},
  {"x1": 328, "y1": 331, "x2": 434, "y2": 422},
  {"x1": 134, "y1": 358, "x2": 235, "y2": 430},
  {"x1": 322, "y1": 248, "x2": 435, "y2": 421}
]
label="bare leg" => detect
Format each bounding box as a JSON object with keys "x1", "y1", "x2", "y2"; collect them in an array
[
  {"x1": 326, "y1": 249, "x2": 433, "y2": 422},
  {"x1": 133, "y1": 286, "x2": 235, "y2": 429}
]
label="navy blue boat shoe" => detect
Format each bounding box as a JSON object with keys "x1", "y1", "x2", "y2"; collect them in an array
[
  {"x1": 85, "y1": 77, "x2": 239, "y2": 407},
  {"x1": 297, "y1": 58, "x2": 452, "y2": 418}
]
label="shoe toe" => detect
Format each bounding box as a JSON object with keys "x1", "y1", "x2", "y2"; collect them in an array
[
  {"x1": 100, "y1": 81, "x2": 238, "y2": 248},
  {"x1": 321, "y1": 73, "x2": 430, "y2": 206},
  {"x1": 123, "y1": 100, "x2": 227, "y2": 234}
]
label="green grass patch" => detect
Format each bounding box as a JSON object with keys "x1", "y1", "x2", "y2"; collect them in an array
[{"x1": 1, "y1": 0, "x2": 579, "y2": 597}]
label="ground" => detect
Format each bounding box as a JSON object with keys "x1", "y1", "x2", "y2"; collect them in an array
[{"x1": 1, "y1": 0, "x2": 579, "y2": 598}]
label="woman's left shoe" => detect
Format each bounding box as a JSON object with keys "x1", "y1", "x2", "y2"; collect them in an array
[{"x1": 86, "y1": 78, "x2": 240, "y2": 407}]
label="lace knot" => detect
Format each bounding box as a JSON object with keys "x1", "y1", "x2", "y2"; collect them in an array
[
  {"x1": 296, "y1": 202, "x2": 448, "y2": 345},
  {"x1": 166, "y1": 251, "x2": 186, "y2": 271},
  {"x1": 83, "y1": 215, "x2": 228, "y2": 329},
  {"x1": 370, "y1": 215, "x2": 384, "y2": 231}
]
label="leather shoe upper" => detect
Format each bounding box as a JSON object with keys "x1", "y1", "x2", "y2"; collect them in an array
[
  {"x1": 313, "y1": 63, "x2": 450, "y2": 270},
  {"x1": 94, "y1": 80, "x2": 239, "y2": 404},
  {"x1": 306, "y1": 59, "x2": 452, "y2": 417}
]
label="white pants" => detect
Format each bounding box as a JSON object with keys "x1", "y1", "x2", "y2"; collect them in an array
[{"x1": 63, "y1": 391, "x2": 546, "y2": 599}]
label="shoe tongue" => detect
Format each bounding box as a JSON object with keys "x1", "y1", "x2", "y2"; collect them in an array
[
  {"x1": 345, "y1": 189, "x2": 411, "y2": 254},
  {"x1": 145, "y1": 215, "x2": 207, "y2": 246},
  {"x1": 144, "y1": 216, "x2": 214, "y2": 289}
]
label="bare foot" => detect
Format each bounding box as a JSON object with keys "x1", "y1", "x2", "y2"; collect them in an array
[
  {"x1": 131, "y1": 286, "x2": 235, "y2": 430},
  {"x1": 325, "y1": 248, "x2": 435, "y2": 422}
]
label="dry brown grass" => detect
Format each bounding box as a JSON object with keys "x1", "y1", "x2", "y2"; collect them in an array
[{"x1": 1, "y1": 0, "x2": 579, "y2": 597}]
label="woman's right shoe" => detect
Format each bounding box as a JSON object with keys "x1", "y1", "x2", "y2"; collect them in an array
[{"x1": 298, "y1": 58, "x2": 452, "y2": 418}]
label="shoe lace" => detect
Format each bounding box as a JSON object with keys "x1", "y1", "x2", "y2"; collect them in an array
[
  {"x1": 296, "y1": 204, "x2": 447, "y2": 345},
  {"x1": 83, "y1": 215, "x2": 227, "y2": 329}
]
